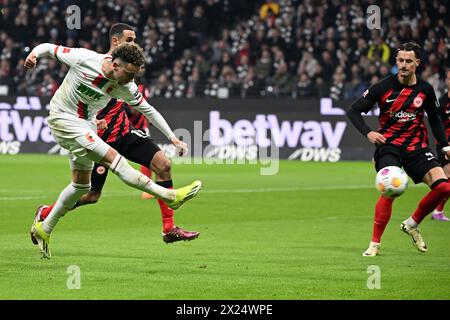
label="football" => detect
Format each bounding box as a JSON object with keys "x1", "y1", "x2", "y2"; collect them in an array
[{"x1": 375, "y1": 166, "x2": 408, "y2": 197}]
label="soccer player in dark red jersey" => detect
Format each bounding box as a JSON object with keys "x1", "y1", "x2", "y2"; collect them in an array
[
  {"x1": 347, "y1": 42, "x2": 450, "y2": 256},
  {"x1": 37, "y1": 23, "x2": 199, "y2": 244},
  {"x1": 432, "y1": 69, "x2": 450, "y2": 221}
]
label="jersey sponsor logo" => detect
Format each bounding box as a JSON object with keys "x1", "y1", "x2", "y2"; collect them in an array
[
  {"x1": 413, "y1": 96, "x2": 423, "y2": 108},
  {"x1": 389, "y1": 110, "x2": 418, "y2": 122},
  {"x1": 76, "y1": 83, "x2": 104, "y2": 101},
  {"x1": 62, "y1": 47, "x2": 71, "y2": 53}
]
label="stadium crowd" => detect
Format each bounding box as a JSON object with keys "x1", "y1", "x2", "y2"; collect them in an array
[{"x1": 0, "y1": 0, "x2": 448, "y2": 99}]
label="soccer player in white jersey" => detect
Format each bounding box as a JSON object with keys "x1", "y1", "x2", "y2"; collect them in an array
[{"x1": 24, "y1": 42, "x2": 202, "y2": 259}]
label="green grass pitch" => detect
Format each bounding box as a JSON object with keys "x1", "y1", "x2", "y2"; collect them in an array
[{"x1": 1, "y1": 154, "x2": 449, "y2": 299}]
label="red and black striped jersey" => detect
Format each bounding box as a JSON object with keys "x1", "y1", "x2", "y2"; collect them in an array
[
  {"x1": 96, "y1": 98, "x2": 131, "y2": 143},
  {"x1": 361, "y1": 74, "x2": 440, "y2": 152},
  {"x1": 438, "y1": 92, "x2": 450, "y2": 140},
  {"x1": 96, "y1": 84, "x2": 148, "y2": 143},
  {"x1": 125, "y1": 84, "x2": 149, "y2": 131}
]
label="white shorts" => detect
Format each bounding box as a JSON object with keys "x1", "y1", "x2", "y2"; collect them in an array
[{"x1": 48, "y1": 112, "x2": 110, "y2": 170}]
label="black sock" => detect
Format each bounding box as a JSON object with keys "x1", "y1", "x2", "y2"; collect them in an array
[{"x1": 156, "y1": 180, "x2": 173, "y2": 188}]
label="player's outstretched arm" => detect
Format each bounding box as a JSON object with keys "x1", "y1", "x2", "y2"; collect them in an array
[
  {"x1": 136, "y1": 100, "x2": 189, "y2": 155},
  {"x1": 24, "y1": 43, "x2": 57, "y2": 69},
  {"x1": 133, "y1": 98, "x2": 188, "y2": 155},
  {"x1": 24, "y1": 43, "x2": 83, "y2": 69},
  {"x1": 121, "y1": 82, "x2": 188, "y2": 155}
]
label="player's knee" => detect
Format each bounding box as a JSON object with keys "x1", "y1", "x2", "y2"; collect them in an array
[{"x1": 110, "y1": 155, "x2": 142, "y2": 187}]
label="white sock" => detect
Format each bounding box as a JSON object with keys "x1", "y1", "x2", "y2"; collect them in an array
[
  {"x1": 110, "y1": 155, "x2": 175, "y2": 201},
  {"x1": 42, "y1": 182, "x2": 91, "y2": 234},
  {"x1": 406, "y1": 217, "x2": 419, "y2": 228}
]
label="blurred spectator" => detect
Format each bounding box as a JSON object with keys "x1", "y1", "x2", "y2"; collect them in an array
[
  {"x1": 254, "y1": 47, "x2": 272, "y2": 84},
  {"x1": 0, "y1": 60, "x2": 13, "y2": 87},
  {"x1": 295, "y1": 72, "x2": 315, "y2": 98},
  {"x1": 298, "y1": 51, "x2": 319, "y2": 79},
  {"x1": 0, "y1": 0, "x2": 447, "y2": 99},
  {"x1": 367, "y1": 34, "x2": 391, "y2": 64},
  {"x1": 272, "y1": 62, "x2": 292, "y2": 97},
  {"x1": 189, "y1": 5, "x2": 208, "y2": 46},
  {"x1": 344, "y1": 77, "x2": 367, "y2": 100},
  {"x1": 186, "y1": 66, "x2": 200, "y2": 98},
  {"x1": 260, "y1": 1, "x2": 280, "y2": 21},
  {"x1": 422, "y1": 65, "x2": 443, "y2": 96},
  {"x1": 37, "y1": 73, "x2": 58, "y2": 97},
  {"x1": 148, "y1": 74, "x2": 170, "y2": 98},
  {"x1": 330, "y1": 66, "x2": 346, "y2": 100}
]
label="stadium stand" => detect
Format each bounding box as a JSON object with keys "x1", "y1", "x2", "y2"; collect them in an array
[{"x1": 0, "y1": 0, "x2": 448, "y2": 99}]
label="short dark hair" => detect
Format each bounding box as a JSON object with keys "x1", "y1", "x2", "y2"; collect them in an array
[
  {"x1": 112, "y1": 43, "x2": 145, "y2": 67},
  {"x1": 397, "y1": 42, "x2": 422, "y2": 60},
  {"x1": 109, "y1": 23, "x2": 135, "y2": 42}
]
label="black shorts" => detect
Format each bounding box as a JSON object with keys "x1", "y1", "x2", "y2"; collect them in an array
[
  {"x1": 436, "y1": 144, "x2": 450, "y2": 166},
  {"x1": 91, "y1": 129, "x2": 161, "y2": 192},
  {"x1": 374, "y1": 144, "x2": 440, "y2": 184}
]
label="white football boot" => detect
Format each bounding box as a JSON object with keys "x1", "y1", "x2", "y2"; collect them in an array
[
  {"x1": 362, "y1": 241, "x2": 381, "y2": 257},
  {"x1": 400, "y1": 220, "x2": 428, "y2": 252}
]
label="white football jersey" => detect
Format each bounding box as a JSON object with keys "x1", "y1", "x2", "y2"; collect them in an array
[{"x1": 32, "y1": 43, "x2": 175, "y2": 139}]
